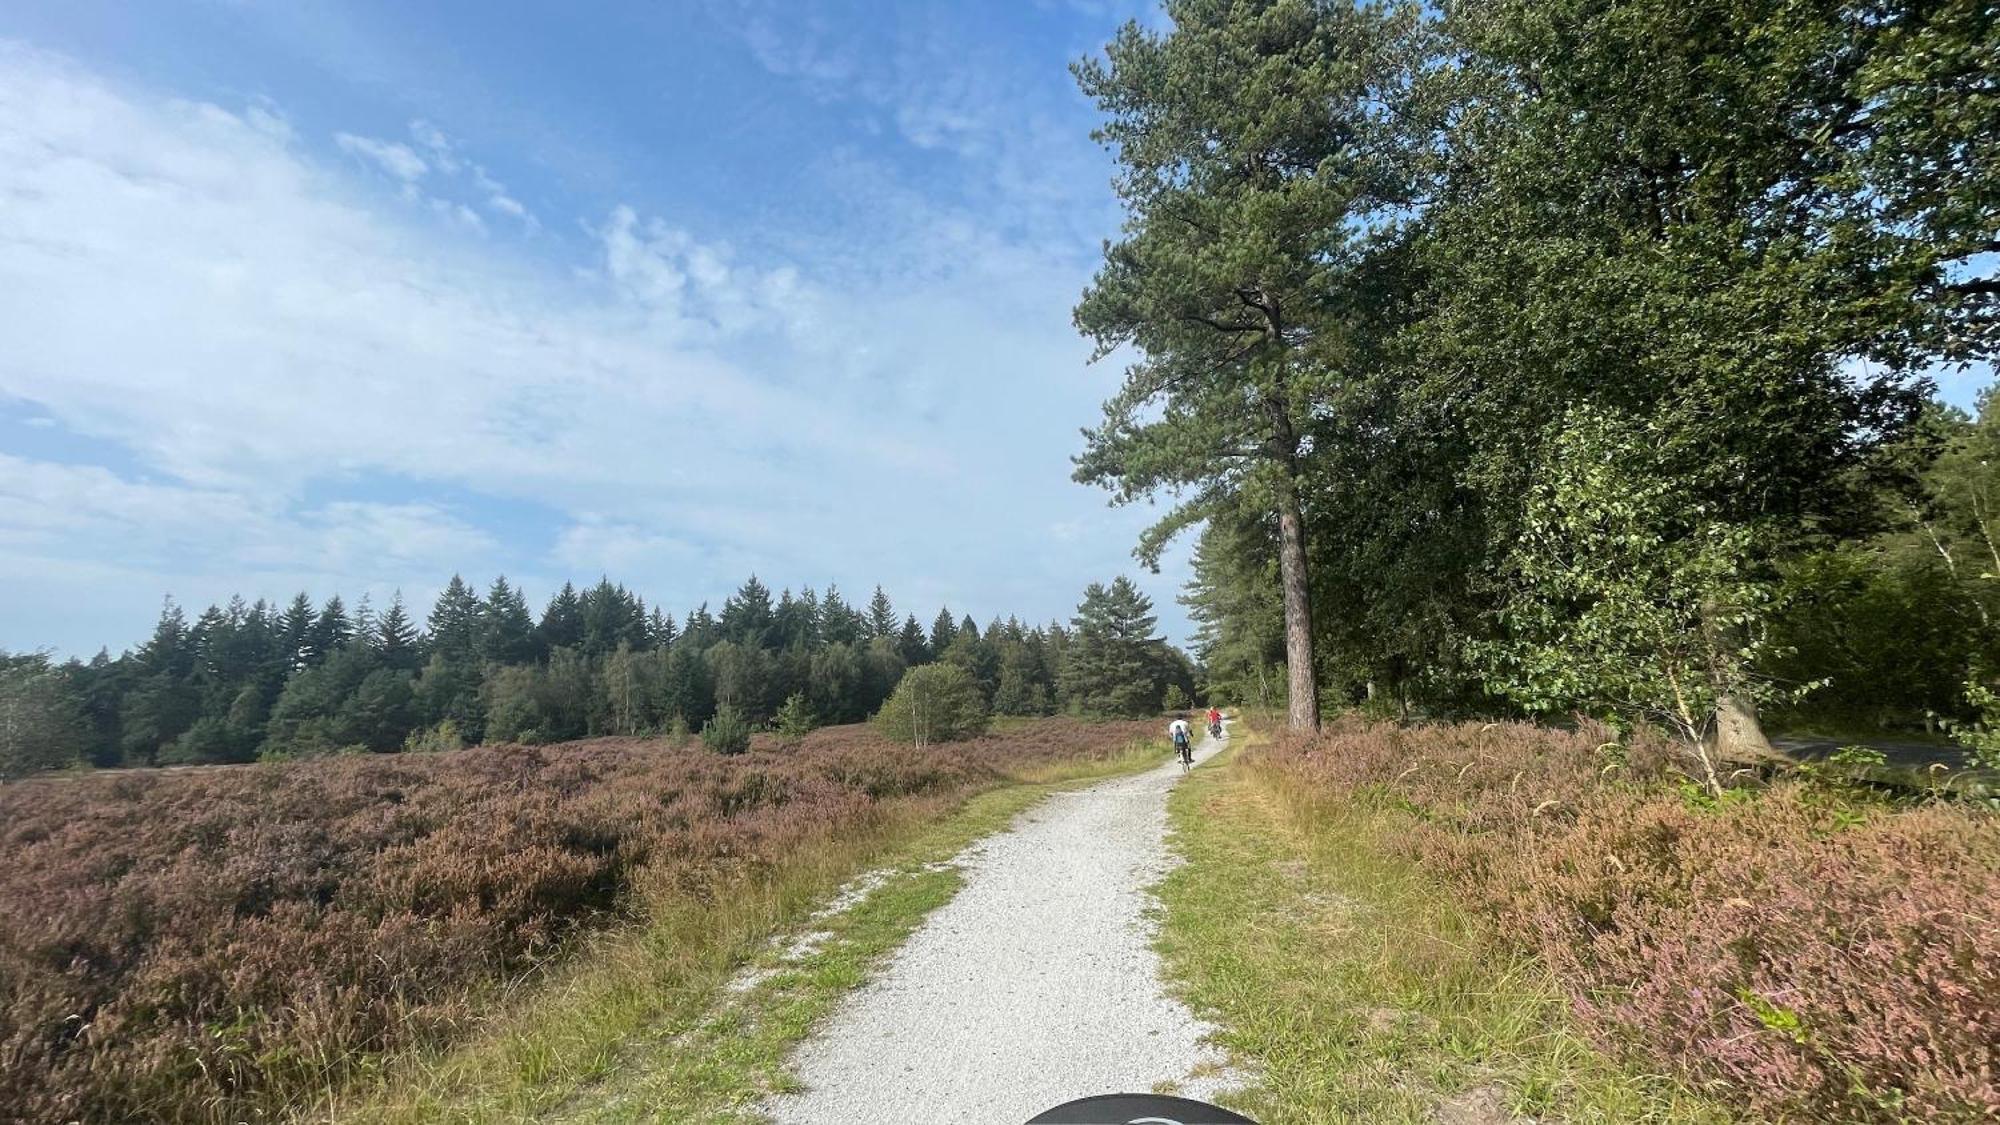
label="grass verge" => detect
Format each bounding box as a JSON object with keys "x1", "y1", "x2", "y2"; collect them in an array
[
  {"x1": 320, "y1": 739, "x2": 1167, "y2": 1124},
  {"x1": 1156, "y1": 729, "x2": 1732, "y2": 1124}
]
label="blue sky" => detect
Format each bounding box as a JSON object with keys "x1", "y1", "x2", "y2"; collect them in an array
[
  {"x1": 2, "y1": 3, "x2": 1991, "y2": 660},
  {"x1": 0, "y1": 0, "x2": 1201, "y2": 657}
]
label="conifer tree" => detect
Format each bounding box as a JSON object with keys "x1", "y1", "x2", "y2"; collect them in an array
[
  {"x1": 897, "y1": 614, "x2": 930, "y2": 666},
  {"x1": 721, "y1": 576, "x2": 775, "y2": 648},
  {"x1": 308, "y1": 595, "x2": 353, "y2": 665},
  {"x1": 820, "y1": 585, "x2": 864, "y2": 646},
  {"x1": 428, "y1": 575, "x2": 484, "y2": 661},
  {"x1": 373, "y1": 593, "x2": 422, "y2": 671},
  {"x1": 539, "y1": 582, "x2": 585, "y2": 652},
  {"x1": 482, "y1": 577, "x2": 539, "y2": 664},
  {"x1": 929, "y1": 607, "x2": 959, "y2": 656},
  {"x1": 277, "y1": 593, "x2": 316, "y2": 673},
  {"x1": 867, "y1": 586, "x2": 897, "y2": 638},
  {"x1": 1060, "y1": 578, "x2": 1167, "y2": 717}
]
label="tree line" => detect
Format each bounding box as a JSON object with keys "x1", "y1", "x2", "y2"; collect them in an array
[
  {"x1": 0, "y1": 574, "x2": 1192, "y2": 776},
  {"x1": 1074, "y1": 0, "x2": 1997, "y2": 781}
]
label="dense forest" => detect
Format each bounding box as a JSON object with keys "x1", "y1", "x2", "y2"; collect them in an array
[
  {"x1": 1074, "y1": 0, "x2": 1998, "y2": 774},
  {"x1": 0, "y1": 575, "x2": 1191, "y2": 776}
]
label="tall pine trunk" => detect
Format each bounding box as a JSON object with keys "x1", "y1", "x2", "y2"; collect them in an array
[{"x1": 1276, "y1": 476, "x2": 1321, "y2": 732}]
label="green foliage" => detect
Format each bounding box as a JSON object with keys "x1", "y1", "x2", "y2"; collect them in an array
[
  {"x1": 1477, "y1": 406, "x2": 1788, "y2": 747},
  {"x1": 405, "y1": 719, "x2": 467, "y2": 754},
  {"x1": 1061, "y1": 578, "x2": 1172, "y2": 717},
  {"x1": 773, "y1": 692, "x2": 816, "y2": 744},
  {"x1": 1944, "y1": 682, "x2": 2000, "y2": 772},
  {"x1": 0, "y1": 652, "x2": 86, "y2": 779},
  {"x1": 1162, "y1": 684, "x2": 1191, "y2": 712},
  {"x1": 874, "y1": 664, "x2": 989, "y2": 747},
  {"x1": 1144, "y1": 0, "x2": 1995, "y2": 745},
  {"x1": 700, "y1": 704, "x2": 752, "y2": 756}
]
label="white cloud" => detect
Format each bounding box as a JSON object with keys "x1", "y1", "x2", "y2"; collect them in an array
[
  {"x1": 0, "y1": 41, "x2": 1183, "y2": 656},
  {"x1": 334, "y1": 131, "x2": 428, "y2": 181}
]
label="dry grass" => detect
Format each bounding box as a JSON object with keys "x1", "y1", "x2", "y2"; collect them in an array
[
  {"x1": 1230, "y1": 715, "x2": 2000, "y2": 1123},
  {"x1": 1155, "y1": 725, "x2": 1726, "y2": 1124}
]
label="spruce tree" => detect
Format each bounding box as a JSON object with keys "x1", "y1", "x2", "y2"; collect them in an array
[
  {"x1": 897, "y1": 614, "x2": 930, "y2": 666},
  {"x1": 277, "y1": 593, "x2": 316, "y2": 673},
  {"x1": 867, "y1": 586, "x2": 897, "y2": 638},
  {"x1": 820, "y1": 585, "x2": 864, "y2": 646},
  {"x1": 929, "y1": 608, "x2": 959, "y2": 656},
  {"x1": 373, "y1": 593, "x2": 422, "y2": 671},
  {"x1": 308, "y1": 595, "x2": 353, "y2": 665},
  {"x1": 648, "y1": 606, "x2": 679, "y2": 649},
  {"x1": 539, "y1": 582, "x2": 585, "y2": 652},
  {"x1": 721, "y1": 576, "x2": 775, "y2": 648},
  {"x1": 482, "y1": 577, "x2": 539, "y2": 664},
  {"x1": 428, "y1": 575, "x2": 484, "y2": 661}
]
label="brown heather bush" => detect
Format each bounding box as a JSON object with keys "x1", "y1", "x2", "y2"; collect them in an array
[
  {"x1": 0, "y1": 717, "x2": 1153, "y2": 1124},
  {"x1": 1255, "y1": 718, "x2": 2000, "y2": 1124}
]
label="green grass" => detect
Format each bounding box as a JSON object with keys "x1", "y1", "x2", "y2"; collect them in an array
[
  {"x1": 1155, "y1": 731, "x2": 1733, "y2": 1125},
  {"x1": 320, "y1": 739, "x2": 1168, "y2": 1125}
]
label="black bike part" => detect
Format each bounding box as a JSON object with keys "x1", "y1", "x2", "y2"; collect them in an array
[{"x1": 1025, "y1": 1092, "x2": 1257, "y2": 1124}]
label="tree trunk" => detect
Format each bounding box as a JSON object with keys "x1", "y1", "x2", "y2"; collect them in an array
[
  {"x1": 1276, "y1": 479, "x2": 1321, "y2": 732},
  {"x1": 1699, "y1": 600, "x2": 1780, "y2": 767},
  {"x1": 1711, "y1": 691, "x2": 1779, "y2": 766}
]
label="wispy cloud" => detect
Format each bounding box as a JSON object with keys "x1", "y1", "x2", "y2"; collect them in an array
[
  {"x1": 0, "y1": 40, "x2": 1166, "y2": 654},
  {"x1": 335, "y1": 131, "x2": 428, "y2": 181}
]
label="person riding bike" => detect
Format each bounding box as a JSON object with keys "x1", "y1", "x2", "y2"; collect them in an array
[
  {"x1": 1168, "y1": 715, "x2": 1193, "y2": 768},
  {"x1": 1205, "y1": 705, "x2": 1223, "y2": 739}
]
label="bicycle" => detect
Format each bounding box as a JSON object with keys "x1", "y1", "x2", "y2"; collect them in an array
[{"x1": 1176, "y1": 737, "x2": 1194, "y2": 773}]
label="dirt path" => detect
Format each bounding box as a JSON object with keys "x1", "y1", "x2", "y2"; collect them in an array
[{"x1": 761, "y1": 725, "x2": 1236, "y2": 1124}]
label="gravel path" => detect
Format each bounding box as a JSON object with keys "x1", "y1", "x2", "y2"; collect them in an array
[{"x1": 762, "y1": 726, "x2": 1236, "y2": 1124}]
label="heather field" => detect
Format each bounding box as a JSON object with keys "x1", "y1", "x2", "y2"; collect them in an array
[
  {"x1": 1241, "y1": 720, "x2": 2000, "y2": 1122},
  {"x1": 0, "y1": 717, "x2": 1156, "y2": 1124}
]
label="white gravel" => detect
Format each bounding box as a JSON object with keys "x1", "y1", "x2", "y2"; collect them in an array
[{"x1": 762, "y1": 726, "x2": 1237, "y2": 1124}]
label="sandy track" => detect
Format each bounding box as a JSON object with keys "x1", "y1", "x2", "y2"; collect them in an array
[{"x1": 762, "y1": 726, "x2": 1234, "y2": 1124}]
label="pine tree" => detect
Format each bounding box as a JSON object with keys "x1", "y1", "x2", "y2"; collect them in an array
[
  {"x1": 1060, "y1": 578, "x2": 1166, "y2": 717},
  {"x1": 773, "y1": 589, "x2": 816, "y2": 649},
  {"x1": 353, "y1": 594, "x2": 376, "y2": 645},
  {"x1": 721, "y1": 576, "x2": 775, "y2": 648},
  {"x1": 483, "y1": 577, "x2": 539, "y2": 664},
  {"x1": 682, "y1": 603, "x2": 718, "y2": 649},
  {"x1": 308, "y1": 595, "x2": 353, "y2": 664},
  {"x1": 898, "y1": 614, "x2": 930, "y2": 666},
  {"x1": 820, "y1": 585, "x2": 864, "y2": 646},
  {"x1": 278, "y1": 593, "x2": 316, "y2": 673},
  {"x1": 428, "y1": 575, "x2": 484, "y2": 661},
  {"x1": 539, "y1": 582, "x2": 585, "y2": 652},
  {"x1": 867, "y1": 586, "x2": 897, "y2": 638},
  {"x1": 648, "y1": 607, "x2": 679, "y2": 649},
  {"x1": 582, "y1": 578, "x2": 646, "y2": 656},
  {"x1": 929, "y1": 607, "x2": 959, "y2": 655},
  {"x1": 373, "y1": 593, "x2": 423, "y2": 671}
]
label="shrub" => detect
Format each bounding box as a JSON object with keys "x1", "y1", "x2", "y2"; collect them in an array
[
  {"x1": 1249, "y1": 719, "x2": 2000, "y2": 1122},
  {"x1": 0, "y1": 717, "x2": 1154, "y2": 1122},
  {"x1": 701, "y1": 704, "x2": 753, "y2": 755},
  {"x1": 1162, "y1": 684, "x2": 1191, "y2": 712},
  {"x1": 874, "y1": 664, "x2": 989, "y2": 747},
  {"x1": 773, "y1": 692, "x2": 816, "y2": 744},
  {"x1": 404, "y1": 719, "x2": 467, "y2": 753}
]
